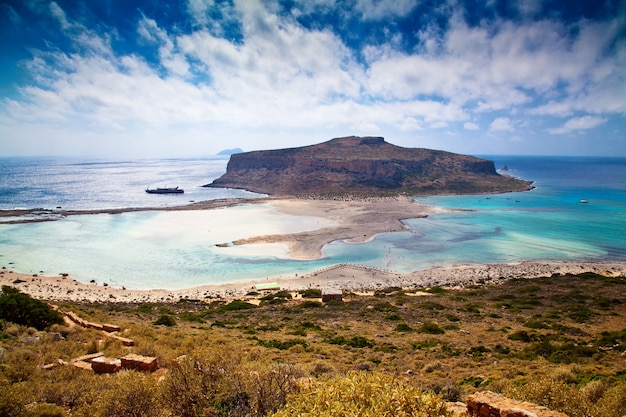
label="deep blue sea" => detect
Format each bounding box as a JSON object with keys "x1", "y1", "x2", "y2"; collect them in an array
[{"x1": 0, "y1": 155, "x2": 624, "y2": 290}]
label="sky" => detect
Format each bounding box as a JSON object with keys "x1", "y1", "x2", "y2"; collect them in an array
[{"x1": 1, "y1": 0, "x2": 625, "y2": 158}]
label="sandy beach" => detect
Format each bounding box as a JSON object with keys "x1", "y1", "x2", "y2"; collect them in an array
[
  {"x1": 2, "y1": 261, "x2": 625, "y2": 304},
  {"x1": 1, "y1": 196, "x2": 624, "y2": 303}
]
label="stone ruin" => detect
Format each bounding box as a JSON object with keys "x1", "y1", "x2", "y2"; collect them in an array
[
  {"x1": 60, "y1": 352, "x2": 158, "y2": 374},
  {"x1": 465, "y1": 391, "x2": 569, "y2": 417},
  {"x1": 120, "y1": 353, "x2": 158, "y2": 372}
]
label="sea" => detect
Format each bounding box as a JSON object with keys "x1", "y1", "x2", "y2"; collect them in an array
[{"x1": 0, "y1": 155, "x2": 625, "y2": 290}]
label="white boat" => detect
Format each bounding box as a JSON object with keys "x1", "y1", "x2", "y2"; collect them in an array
[{"x1": 145, "y1": 187, "x2": 184, "y2": 194}]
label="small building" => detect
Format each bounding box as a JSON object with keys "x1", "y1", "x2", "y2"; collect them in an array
[
  {"x1": 322, "y1": 288, "x2": 343, "y2": 302},
  {"x1": 254, "y1": 282, "x2": 281, "y2": 291}
]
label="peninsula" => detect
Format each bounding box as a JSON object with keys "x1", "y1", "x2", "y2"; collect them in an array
[{"x1": 205, "y1": 136, "x2": 533, "y2": 196}]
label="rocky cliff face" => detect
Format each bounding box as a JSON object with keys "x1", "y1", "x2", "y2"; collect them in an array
[{"x1": 206, "y1": 136, "x2": 533, "y2": 197}]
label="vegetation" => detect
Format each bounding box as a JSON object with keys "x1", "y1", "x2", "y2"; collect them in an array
[
  {"x1": 271, "y1": 371, "x2": 453, "y2": 417},
  {"x1": 0, "y1": 273, "x2": 625, "y2": 416},
  {"x1": 0, "y1": 286, "x2": 63, "y2": 330}
]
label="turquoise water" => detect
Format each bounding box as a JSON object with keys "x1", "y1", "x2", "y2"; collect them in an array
[{"x1": 1, "y1": 156, "x2": 624, "y2": 290}]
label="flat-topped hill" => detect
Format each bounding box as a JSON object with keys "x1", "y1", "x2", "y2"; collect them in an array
[{"x1": 205, "y1": 136, "x2": 533, "y2": 196}]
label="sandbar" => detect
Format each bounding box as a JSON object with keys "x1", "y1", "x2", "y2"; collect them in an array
[{"x1": 232, "y1": 196, "x2": 437, "y2": 259}]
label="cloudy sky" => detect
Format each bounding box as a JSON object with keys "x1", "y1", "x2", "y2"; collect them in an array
[{"x1": 1, "y1": 0, "x2": 625, "y2": 157}]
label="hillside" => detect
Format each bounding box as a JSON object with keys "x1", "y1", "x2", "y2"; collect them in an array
[
  {"x1": 205, "y1": 136, "x2": 533, "y2": 196},
  {"x1": 1, "y1": 272, "x2": 625, "y2": 416}
]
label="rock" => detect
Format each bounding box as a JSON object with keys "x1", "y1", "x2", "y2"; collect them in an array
[
  {"x1": 120, "y1": 353, "x2": 158, "y2": 372},
  {"x1": 206, "y1": 136, "x2": 533, "y2": 197}
]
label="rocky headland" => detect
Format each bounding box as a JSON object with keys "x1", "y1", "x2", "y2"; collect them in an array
[{"x1": 205, "y1": 136, "x2": 533, "y2": 197}]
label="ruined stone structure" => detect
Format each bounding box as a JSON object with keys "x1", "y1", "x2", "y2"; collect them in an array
[
  {"x1": 466, "y1": 391, "x2": 569, "y2": 417},
  {"x1": 120, "y1": 353, "x2": 159, "y2": 372}
]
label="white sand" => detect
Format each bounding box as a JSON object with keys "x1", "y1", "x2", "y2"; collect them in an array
[{"x1": 2, "y1": 260, "x2": 624, "y2": 304}]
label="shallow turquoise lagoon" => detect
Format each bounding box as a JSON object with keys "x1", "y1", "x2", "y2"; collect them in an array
[{"x1": 1, "y1": 156, "x2": 624, "y2": 290}]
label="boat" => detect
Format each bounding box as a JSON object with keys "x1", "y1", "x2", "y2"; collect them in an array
[
  {"x1": 579, "y1": 199, "x2": 588, "y2": 204},
  {"x1": 145, "y1": 186, "x2": 184, "y2": 194}
]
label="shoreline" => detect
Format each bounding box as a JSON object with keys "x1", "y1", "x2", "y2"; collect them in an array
[{"x1": 1, "y1": 261, "x2": 624, "y2": 303}]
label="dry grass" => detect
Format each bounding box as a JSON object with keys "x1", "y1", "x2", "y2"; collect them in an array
[{"x1": 1, "y1": 272, "x2": 625, "y2": 416}]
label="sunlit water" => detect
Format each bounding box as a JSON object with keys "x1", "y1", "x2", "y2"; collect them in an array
[{"x1": 1, "y1": 155, "x2": 624, "y2": 290}]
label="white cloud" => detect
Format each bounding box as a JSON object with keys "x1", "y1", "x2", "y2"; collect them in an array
[
  {"x1": 400, "y1": 117, "x2": 423, "y2": 131},
  {"x1": 49, "y1": 2, "x2": 70, "y2": 30},
  {"x1": 187, "y1": 0, "x2": 215, "y2": 26},
  {"x1": 464, "y1": 122, "x2": 479, "y2": 131},
  {"x1": 355, "y1": 0, "x2": 418, "y2": 20},
  {"x1": 489, "y1": 117, "x2": 514, "y2": 132},
  {"x1": 1, "y1": 0, "x2": 625, "y2": 157},
  {"x1": 548, "y1": 115, "x2": 608, "y2": 135}
]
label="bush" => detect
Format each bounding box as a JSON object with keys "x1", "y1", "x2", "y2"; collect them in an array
[
  {"x1": 153, "y1": 314, "x2": 176, "y2": 326},
  {"x1": 258, "y1": 339, "x2": 307, "y2": 350},
  {"x1": 299, "y1": 300, "x2": 322, "y2": 309},
  {"x1": 418, "y1": 322, "x2": 445, "y2": 335},
  {"x1": 299, "y1": 289, "x2": 322, "y2": 298},
  {"x1": 271, "y1": 371, "x2": 453, "y2": 417},
  {"x1": 216, "y1": 300, "x2": 257, "y2": 312},
  {"x1": 394, "y1": 323, "x2": 414, "y2": 333},
  {"x1": 0, "y1": 286, "x2": 63, "y2": 330}
]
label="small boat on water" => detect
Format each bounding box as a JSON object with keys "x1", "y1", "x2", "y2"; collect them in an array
[
  {"x1": 145, "y1": 186, "x2": 184, "y2": 194},
  {"x1": 579, "y1": 199, "x2": 588, "y2": 204}
]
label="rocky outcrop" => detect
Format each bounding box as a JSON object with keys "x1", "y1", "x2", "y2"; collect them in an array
[{"x1": 206, "y1": 136, "x2": 532, "y2": 196}]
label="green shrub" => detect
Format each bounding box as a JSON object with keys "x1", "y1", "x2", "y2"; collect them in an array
[
  {"x1": 458, "y1": 375, "x2": 485, "y2": 388},
  {"x1": 524, "y1": 320, "x2": 550, "y2": 329},
  {"x1": 445, "y1": 314, "x2": 460, "y2": 322},
  {"x1": 596, "y1": 329, "x2": 626, "y2": 349},
  {"x1": 418, "y1": 322, "x2": 445, "y2": 335},
  {"x1": 300, "y1": 300, "x2": 322, "y2": 308},
  {"x1": 258, "y1": 339, "x2": 308, "y2": 350},
  {"x1": 0, "y1": 286, "x2": 63, "y2": 330},
  {"x1": 299, "y1": 289, "x2": 322, "y2": 298},
  {"x1": 179, "y1": 311, "x2": 205, "y2": 323},
  {"x1": 419, "y1": 301, "x2": 445, "y2": 310},
  {"x1": 426, "y1": 286, "x2": 447, "y2": 294},
  {"x1": 260, "y1": 291, "x2": 292, "y2": 301},
  {"x1": 412, "y1": 338, "x2": 440, "y2": 350},
  {"x1": 508, "y1": 330, "x2": 534, "y2": 343},
  {"x1": 566, "y1": 305, "x2": 596, "y2": 323},
  {"x1": 394, "y1": 323, "x2": 414, "y2": 333},
  {"x1": 153, "y1": 314, "x2": 176, "y2": 326},
  {"x1": 372, "y1": 302, "x2": 398, "y2": 312},
  {"x1": 216, "y1": 300, "x2": 257, "y2": 312}
]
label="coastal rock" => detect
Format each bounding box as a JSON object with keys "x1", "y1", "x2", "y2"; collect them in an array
[{"x1": 205, "y1": 136, "x2": 533, "y2": 196}]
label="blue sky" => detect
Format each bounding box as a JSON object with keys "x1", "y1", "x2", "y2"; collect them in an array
[{"x1": 1, "y1": 0, "x2": 625, "y2": 157}]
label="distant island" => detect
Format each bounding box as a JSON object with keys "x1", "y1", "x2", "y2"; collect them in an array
[
  {"x1": 206, "y1": 136, "x2": 533, "y2": 197},
  {"x1": 217, "y1": 148, "x2": 243, "y2": 156}
]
